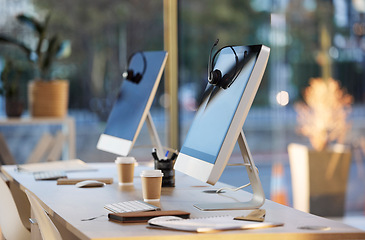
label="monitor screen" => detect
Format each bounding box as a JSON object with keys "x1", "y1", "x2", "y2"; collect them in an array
[
  {"x1": 174, "y1": 45, "x2": 270, "y2": 185},
  {"x1": 97, "y1": 51, "x2": 168, "y2": 156}
]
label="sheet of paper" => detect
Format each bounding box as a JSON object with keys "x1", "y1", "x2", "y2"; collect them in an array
[{"x1": 148, "y1": 215, "x2": 283, "y2": 233}]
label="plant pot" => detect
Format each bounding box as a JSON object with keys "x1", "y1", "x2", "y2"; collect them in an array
[
  {"x1": 28, "y1": 80, "x2": 69, "y2": 118},
  {"x1": 288, "y1": 143, "x2": 351, "y2": 217},
  {"x1": 5, "y1": 96, "x2": 24, "y2": 117}
]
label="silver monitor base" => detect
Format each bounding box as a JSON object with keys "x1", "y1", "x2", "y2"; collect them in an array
[
  {"x1": 194, "y1": 130, "x2": 265, "y2": 211},
  {"x1": 194, "y1": 201, "x2": 261, "y2": 211}
]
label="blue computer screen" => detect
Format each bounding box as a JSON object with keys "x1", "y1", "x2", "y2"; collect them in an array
[
  {"x1": 103, "y1": 51, "x2": 167, "y2": 141},
  {"x1": 180, "y1": 46, "x2": 260, "y2": 164}
]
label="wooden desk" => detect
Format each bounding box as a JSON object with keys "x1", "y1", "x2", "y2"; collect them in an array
[{"x1": 1, "y1": 163, "x2": 365, "y2": 240}]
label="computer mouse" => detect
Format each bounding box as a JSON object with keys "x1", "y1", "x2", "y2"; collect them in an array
[{"x1": 75, "y1": 180, "x2": 106, "y2": 188}]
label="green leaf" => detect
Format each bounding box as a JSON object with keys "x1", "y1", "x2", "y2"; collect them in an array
[
  {"x1": 41, "y1": 35, "x2": 59, "y2": 78},
  {"x1": 0, "y1": 35, "x2": 34, "y2": 61},
  {"x1": 16, "y1": 14, "x2": 45, "y2": 35}
]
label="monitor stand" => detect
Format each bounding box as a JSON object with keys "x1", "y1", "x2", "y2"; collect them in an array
[
  {"x1": 194, "y1": 129, "x2": 265, "y2": 211},
  {"x1": 145, "y1": 111, "x2": 165, "y2": 158}
]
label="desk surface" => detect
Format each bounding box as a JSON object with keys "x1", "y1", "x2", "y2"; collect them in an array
[{"x1": 2, "y1": 163, "x2": 365, "y2": 240}]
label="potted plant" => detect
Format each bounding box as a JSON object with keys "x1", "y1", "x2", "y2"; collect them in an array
[
  {"x1": 0, "y1": 59, "x2": 24, "y2": 117},
  {"x1": 288, "y1": 77, "x2": 353, "y2": 217},
  {"x1": 0, "y1": 13, "x2": 71, "y2": 117}
]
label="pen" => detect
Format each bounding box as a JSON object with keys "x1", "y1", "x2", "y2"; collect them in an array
[
  {"x1": 170, "y1": 152, "x2": 178, "y2": 160},
  {"x1": 151, "y1": 148, "x2": 159, "y2": 161}
]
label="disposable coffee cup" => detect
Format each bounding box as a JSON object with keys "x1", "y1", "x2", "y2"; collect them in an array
[
  {"x1": 140, "y1": 170, "x2": 163, "y2": 201},
  {"x1": 115, "y1": 157, "x2": 136, "y2": 185}
]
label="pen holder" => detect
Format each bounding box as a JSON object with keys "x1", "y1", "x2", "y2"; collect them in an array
[{"x1": 154, "y1": 158, "x2": 175, "y2": 187}]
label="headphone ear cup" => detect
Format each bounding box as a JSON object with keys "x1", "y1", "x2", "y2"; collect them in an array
[
  {"x1": 125, "y1": 70, "x2": 142, "y2": 84},
  {"x1": 125, "y1": 70, "x2": 134, "y2": 80},
  {"x1": 133, "y1": 73, "x2": 142, "y2": 84},
  {"x1": 220, "y1": 74, "x2": 233, "y2": 89},
  {"x1": 209, "y1": 69, "x2": 222, "y2": 85}
]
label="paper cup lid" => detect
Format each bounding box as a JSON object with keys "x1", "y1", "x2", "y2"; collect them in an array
[
  {"x1": 115, "y1": 157, "x2": 136, "y2": 164},
  {"x1": 140, "y1": 170, "x2": 163, "y2": 177}
]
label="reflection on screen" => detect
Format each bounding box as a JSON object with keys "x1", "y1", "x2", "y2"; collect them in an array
[
  {"x1": 103, "y1": 51, "x2": 166, "y2": 141},
  {"x1": 180, "y1": 46, "x2": 259, "y2": 164}
]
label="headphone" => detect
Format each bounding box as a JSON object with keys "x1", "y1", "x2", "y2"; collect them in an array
[
  {"x1": 208, "y1": 39, "x2": 240, "y2": 89},
  {"x1": 122, "y1": 51, "x2": 147, "y2": 84}
]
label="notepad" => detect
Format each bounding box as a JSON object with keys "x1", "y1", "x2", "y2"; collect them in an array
[
  {"x1": 148, "y1": 215, "x2": 284, "y2": 233},
  {"x1": 57, "y1": 178, "x2": 113, "y2": 185}
]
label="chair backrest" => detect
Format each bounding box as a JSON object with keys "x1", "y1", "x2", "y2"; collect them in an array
[
  {"x1": 24, "y1": 189, "x2": 62, "y2": 240},
  {"x1": 0, "y1": 174, "x2": 30, "y2": 240}
]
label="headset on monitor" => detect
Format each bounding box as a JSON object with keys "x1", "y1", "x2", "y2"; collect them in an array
[
  {"x1": 208, "y1": 39, "x2": 240, "y2": 89},
  {"x1": 122, "y1": 51, "x2": 147, "y2": 84}
]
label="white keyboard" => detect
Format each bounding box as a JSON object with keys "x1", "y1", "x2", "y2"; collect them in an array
[
  {"x1": 104, "y1": 200, "x2": 160, "y2": 213},
  {"x1": 33, "y1": 170, "x2": 67, "y2": 181}
]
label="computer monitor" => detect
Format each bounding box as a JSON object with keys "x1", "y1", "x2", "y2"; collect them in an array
[
  {"x1": 97, "y1": 51, "x2": 168, "y2": 157},
  {"x1": 174, "y1": 44, "x2": 270, "y2": 210}
]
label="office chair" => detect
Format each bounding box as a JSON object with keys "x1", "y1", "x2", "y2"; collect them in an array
[
  {"x1": 0, "y1": 173, "x2": 30, "y2": 240},
  {"x1": 24, "y1": 189, "x2": 62, "y2": 240}
]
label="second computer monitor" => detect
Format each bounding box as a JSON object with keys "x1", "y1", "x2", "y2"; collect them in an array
[
  {"x1": 174, "y1": 45, "x2": 270, "y2": 185},
  {"x1": 97, "y1": 51, "x2": 168, "y2": 156}
]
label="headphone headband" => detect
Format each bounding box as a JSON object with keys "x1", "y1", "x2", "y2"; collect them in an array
[
  {"x1": 208, "y1": 39, "x2": 219, "y2": 77},
  {"x1": 208, "y1": 39, "x2": 240, "y2": 89}
]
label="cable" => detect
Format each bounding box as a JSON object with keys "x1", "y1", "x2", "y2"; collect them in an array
[
  {"x1": 227, "y1": 163, "x2": 259, "y2": 172},
  {"x1": 215, "y1": 165, "x2": 259, "y2": 193},
  {"x1": 216, "y1": 183, "x2": 252, "y2": 193}
]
